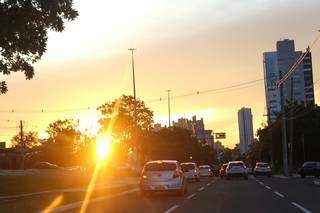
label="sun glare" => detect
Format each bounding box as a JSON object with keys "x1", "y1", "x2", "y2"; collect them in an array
[{"x1": 96, "y1": 135, "x2": 112, "y2": 160}]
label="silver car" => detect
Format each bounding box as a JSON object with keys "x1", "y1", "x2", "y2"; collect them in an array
[
  {"x1": 226, "y1": 161, "x2": 248, "y2": 180},
  {"x1": 181, "y1": 162, "x2": 200, "y2": 182},
  {"x1": 199, "y1": 165, "x2": 213, "y2": 177},
  {"x1": 140, "y1": 160, "x2": 187, "y2": 196}
]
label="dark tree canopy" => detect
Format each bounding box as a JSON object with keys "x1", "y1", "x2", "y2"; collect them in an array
[{"x1": 0, "y1": 0, "x2": 78, "y2": 93}]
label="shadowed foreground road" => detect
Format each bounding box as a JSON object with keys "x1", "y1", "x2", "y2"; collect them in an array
[{"x1": 63, "y1": 176, "x2": 319, "y2": 213}]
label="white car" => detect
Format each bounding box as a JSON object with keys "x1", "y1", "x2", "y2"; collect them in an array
[
  {"x1": 181, "y1": 162, "x2": 200, "y2": 182},
  {"x1": 254, "y1": 162, "x2": 272, "y2": 177},
  {"x1": 226, "y1": 161, "x2": 248, "y2": 180},
  {"x1": 140, "y1": 160, "x2": 187, "y2": 196},
  {"x1": 199, "y1": 165, "x2": 213, "y2": 177}
]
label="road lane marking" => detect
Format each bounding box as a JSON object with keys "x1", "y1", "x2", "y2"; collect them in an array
[
  {"x1": 164, "y1": 205, "x2": 179, "y2": 213},
  {"x1": 274, "y1": 191, "x2": 285, "y2": 198},
  {"x1": 47, "y1": 188, "x2": 139, "y2": 213},
  {"x1": 211, "y1": 180, "x2": 215, "y2": 183},
  {"x1": 265, "y1": 186, "x2": 272, "y2": 190},
  {"x1": 259, "y1": 182, "x2": 264, "y2": 185},
  {"x1": 206, "y1": 183, "x2": 211, "y2": 186},
  {"x1": 291, "y1": 202, "x2": 312, "y2": 213},
  {"x1": 186, "y1": 193, "x2": 196, "y2": 200},
  {"x1": 198, "y1": 187, "x2": 205, "y2": 191}
]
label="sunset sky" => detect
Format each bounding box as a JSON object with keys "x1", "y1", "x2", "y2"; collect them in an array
[{"x1": 1, "y1": 0, "x2": 320, "y2": 148}]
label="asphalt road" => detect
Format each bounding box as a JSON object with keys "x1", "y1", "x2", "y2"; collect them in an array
[{"x1": 63, "y1": 175, "x2": 319, "y2": 213}]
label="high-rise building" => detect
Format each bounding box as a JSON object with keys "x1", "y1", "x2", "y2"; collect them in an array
[
  {"x1": 263, "y1": 39, "x2": 315, "y2": 123},
  {"x1": 238, "y1": 107, "x2": 254, "y2": 155},
  {"x1": 172, "y1": 115, "x2": 214, "y2": 146}
]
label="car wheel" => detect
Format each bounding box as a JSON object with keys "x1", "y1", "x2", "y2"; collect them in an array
[{"x1": 254, "y1": 174, "x2": 257, "y2": 177}]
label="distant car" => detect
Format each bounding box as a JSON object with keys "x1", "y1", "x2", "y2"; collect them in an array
[
  {"x1": 199, "y1": 165, "x2": 213, "y2": 177},
  {"x1": 299, "y1": 161, "x2": 320, "y2": 178},
  {"x1": 34, "y1": 162, "x2": 60, "y2": 169},
  {"x1": 140, "y1": 160, "x2": 187, "y2": 196},
  {"x1": 219, "y1": 163, "x2": 228, "y2": 179},
  {"x1": 210, "y1": 164, "x2": 220, "y2": 176},
  {"x1": 181, "y1": 162, "x2": 200, "y2": 182},
  {"x1": 254, "y1": 162, "x2": 272, "y2": 177},
  {"x1": 246, "y1": 167, "x2": 253, "y2": 175},
  {"x1": 226, "y1": 161, "x2": 248, "y2": 180}
]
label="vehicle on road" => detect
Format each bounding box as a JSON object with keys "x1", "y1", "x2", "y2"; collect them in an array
[
  {"x1": 254, "y1": 162, "x2": 272, "y2": 177},
  {"x1": 199, "y1": 165, "x2": 213, "y2": 177},
  {"x1": 226, "y1": 161, "x2": 248, "y2": 180},
  {"x1": 34, "y1": 162, "x2": 60, "y2": 169},
  {"x1": 210, "y1": 164, "x2": 220, "y2": 176},
  {"x1": 181, "y1": 162, "x2": 200, "y2": 182},
  {"x1": 140, "y1": 160, "x2": 187, "y2": 196},
  {"x1": 299, "y1": 161, "x2": 320, "y2": 178},
  {"x1": 219, "y1": 163, "x2": 228, "y2": 179}
]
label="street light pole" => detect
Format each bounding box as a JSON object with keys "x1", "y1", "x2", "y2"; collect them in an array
[
  {"x1": 167, "y1": 90, "x2": 171, "y2": 127},
  {"x1": 128, "y1": 48, "x2": 137, "y2": 101}
]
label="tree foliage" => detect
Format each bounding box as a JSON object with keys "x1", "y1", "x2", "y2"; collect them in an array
[
  {"x1": 97, "y1": 95, "x2": 154, "y2": 143},
  {"x1": 0, "y1": 0, "x2": 78, "y2": 93},
  {"x1": 11, "y1": 131, "x2": 39, "y2": 148}
]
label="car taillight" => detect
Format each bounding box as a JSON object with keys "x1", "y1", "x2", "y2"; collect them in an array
[
  {"x1": 142, "y1": 173, "x2": 147, "y2": 179},
  {"x1": 173, "y1": 170, "x2": 180, "y2": 178}
]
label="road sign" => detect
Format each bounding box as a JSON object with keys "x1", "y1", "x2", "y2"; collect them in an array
[{"x1": 215, "y1": 133, "x2": 226, "y2": 139}]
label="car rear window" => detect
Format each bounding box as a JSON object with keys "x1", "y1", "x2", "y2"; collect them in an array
[
  {"x1": 144, "y1": 162, "x2": 177, "y2": 171},
  {"x1": 303, "y1": 162, "x2": 317, "y2": 167},
  {"x1": 181, "y1": 163, "x2": 195, "y2": 170},
  {"x1": 199, "y1": 166, "x2": 210, "y2": 169},
  {"x1": 257, "y1": 163, "x2": 269, "y2": 167},
  {"x1": 229, "y1": 162, "x2": 244, "y2": 167}
]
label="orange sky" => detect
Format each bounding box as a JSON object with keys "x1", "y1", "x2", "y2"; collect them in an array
[{"x1": 1, "y1": 0, "x2": 320, "y2": 148}]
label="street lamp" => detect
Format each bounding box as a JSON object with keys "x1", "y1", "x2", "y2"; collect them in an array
[{"x1": 128, "y1": 48, "x2": 137, "y2": 101}]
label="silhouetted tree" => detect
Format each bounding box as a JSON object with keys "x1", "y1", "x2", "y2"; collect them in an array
[
  {"x1": 11, "y1": 131, "x2": 39, "y2": 148},
  {"x1": 0, "y1": 0, "x2": 78, "y2": 93},
  {"x1": 97, "y1": 95, "x2": 153, "y2": 146},
  {"x1": 36, "y1": 119, "x2": 81, "y2": 166}
]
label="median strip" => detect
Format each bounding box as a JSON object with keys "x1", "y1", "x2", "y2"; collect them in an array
[
  {"x1": 164, "y1": 205, "x2": 179, "y2": 213},
  {"x1": 291, "y1": 202, "x2": 312, "y2": 213}
]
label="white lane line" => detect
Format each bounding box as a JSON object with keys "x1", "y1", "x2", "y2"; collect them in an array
[
  {"x1": 265, "y1": 186, "x2": 272, "y2": 190},
  {"x1": 164, "y1": 205, "x2": 180, "y2": 213},
  {"x1": 274, "y1": 191, "x2": 285, "y2": 198},
  {"x1": 198, "y1": 187, "x2": 205, "y2": 191},
  {"x1": 206, "y1": 183, "x2": 211, "y2": 186},
  {"x1": 291, "y1": 202, "x2": 312, "y2": 213},
  {"x1": 49, "y1": 188, "x2": 139, "y2": 213},
  {"x1": 186, "y1": 193, "x2": 196, "y2": 200},
  {"x1": 259, "y1": 182, "x2": 264, "y2": 185}
]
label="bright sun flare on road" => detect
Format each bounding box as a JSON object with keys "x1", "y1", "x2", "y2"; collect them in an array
[{"x1": 96, "y1": 135, "x2": 112, "y2": 160}]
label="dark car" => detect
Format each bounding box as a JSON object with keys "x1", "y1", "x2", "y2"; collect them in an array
[
  {"x1": 219, "y1": 163, "x2": 228, "y2": 179},
  {"x1": 299, "y1": 161, "x2": 320, "y2": 178},
  {"x1": 210, "y1": 164, "x2": 220, "y2": 176},
  {"x1": 34, "y1": 162, "x2": 60, "y2": 169}
]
